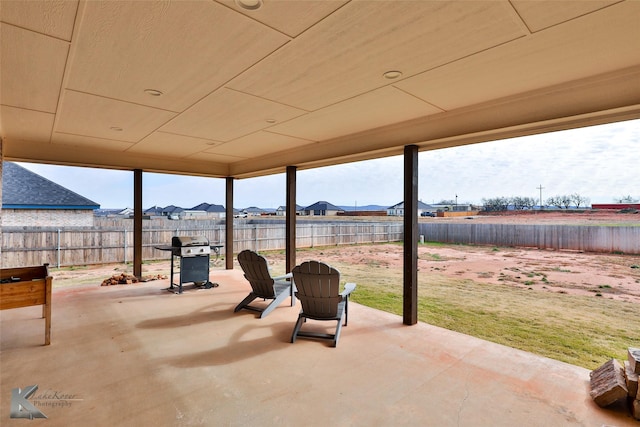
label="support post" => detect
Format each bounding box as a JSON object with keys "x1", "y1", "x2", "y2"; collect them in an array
[
  {"x1": 225, "y1": 177, "x2": 234, "y2": 270},
  {"x1": 286, "y1": 166, "x2": 297, "y2": 273},
  {"x1": 133, "y1": 169, "x2": 143, "y2": 278},
  {"x1": 403, "y1": 145, "x2": 418, "y2": 325}
]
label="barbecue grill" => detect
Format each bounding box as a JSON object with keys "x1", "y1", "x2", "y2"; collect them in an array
[{"x1": 156, "y1": 236, "x2": 217, "y2": 294}]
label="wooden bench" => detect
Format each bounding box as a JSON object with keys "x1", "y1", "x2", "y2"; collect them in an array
[{"x1": 1, "y1": 264, "x2": 52, "y2": 345}]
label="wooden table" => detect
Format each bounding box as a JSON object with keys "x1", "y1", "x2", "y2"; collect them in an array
[{"x1": 1, "y1": 264, "x2": 52, "y2": 345}]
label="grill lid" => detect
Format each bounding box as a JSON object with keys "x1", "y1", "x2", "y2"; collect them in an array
[{"x1": 172, "y1": 235, "x2": 209, "y2": 247}]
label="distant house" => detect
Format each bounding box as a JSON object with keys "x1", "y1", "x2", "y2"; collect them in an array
[
  {"x1": 162, "y1": 205, "x2": 185, "y2": 217},
  {"x1": 276, "y1": 205, "x2": 303, "y2": 216},
  {"x1": 430, "y1": 203, "x2": 478, "y2": 213},
  {"x1": 143, "y1": 205, "x2": 185, "y2": 218},
  {"x1": 1, "y1": 162, "x2": 99, "y2": 227},
  {"x1": 190, "y1": 202, "x2": 225, "y2": 219},
  {"x1": 387, "y1": 201, "x2": 435, "y2": 216},
  {"x1": 180, "y1": 210, "x2": 207, "y2": 219},
  {"x1": 95, "y1": 207, "x2": 133, "y2": 217},
  {"x1": 144, "y1": 205, "x2": 165, "y2": 216},
  {"x1": 243, "y1": 206, "x2": 265, "y2": 217},
  {"x1": 302, "y1": 201, "x2": 344, "y2": 216}
]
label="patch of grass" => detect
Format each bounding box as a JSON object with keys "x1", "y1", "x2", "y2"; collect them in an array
[{"x1": 350, "y1": 277, "x2": 639, "y2": 369}]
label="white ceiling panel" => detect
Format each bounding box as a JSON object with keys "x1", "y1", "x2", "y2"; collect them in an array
[
  {"x1": 0, "y1": 0, "x2": 78, "y2": 41},
  {"x1": 56, "y1": 90, "x2": 176, "y2": 143},
  {"x1": 160, "y1": 89, "x2": 307, "y2": 142},
  {"x1": 271, "y1": 86, "x2": 443, "y2": 141},
  {"x1": 209, "y1": 131, "x2": 314, "y2": 158},
  {"x1": 0, "y1": 106, "x2": 54, "y2": 143},
  {"x1": 129, "y1": 132, "x2": 221, "y2": 158},
  {"x1": 185, "y1": 151, "x2": 246, "y2": 163},
  {"x1": 511, "y1": 0, "x2": 620, "y2": 32},
  {"x1": 51, "y1": 133, "x2": 134, "y2": 152},
  {"x1": 215, "y1": 0, "x2": 348, "y2": 37},
  {"x1": 0, "y1": 23, "x2": 69, "y2": 112},
  {"x1": 227, "y1": 1, "x2": 525, "y2": 111},
  {"x1": 65, "y1": 0, "x2": 289, "y2": 112},
  {"x1": 395, "y1": 1, "x2": 640, "y2": 111}
]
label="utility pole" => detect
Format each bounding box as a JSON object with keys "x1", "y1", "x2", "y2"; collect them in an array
[{"x1": 537, "y1": 185, "x2": 544, "y2": 210}]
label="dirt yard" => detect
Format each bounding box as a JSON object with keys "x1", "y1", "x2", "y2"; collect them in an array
[{"x1": 51, "y1": 210, "x2": 640, "y2": 304}]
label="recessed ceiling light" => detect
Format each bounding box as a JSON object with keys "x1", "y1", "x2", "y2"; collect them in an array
[
  {"x1": 144, "y1": 89, "x2": 163, "y2": 97},
  {"x1": 110, "y1": 126, "x2": 123, "y2": 131},
  {"x1": 266, "y1": 119, "x2": 276, "y2": 124},
  {"x1": 235, "y1": 0, "x2": 262, "y2": 10},
  {"x1": 383, "y1": 70, "x2": 403, "y2": 80}
]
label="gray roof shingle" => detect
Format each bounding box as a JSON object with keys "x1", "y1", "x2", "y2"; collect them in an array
[
  {"x1": 2, "y1": 162, "x2": 99, "y2": 209},
  {"x1": 191, "y1": 202, "x2": 225, "y2": 213},
  {"x1": 303, "y1": 201, "x2": 343, "y2": 211}
]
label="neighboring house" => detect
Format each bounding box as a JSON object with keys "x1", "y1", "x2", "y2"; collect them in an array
[
  {"x1": 431, "y1": 203, "x2": 478, "y2": 213},
  {"x1": 190, "y1": 202, "x2": 225, "y2": 219},
  {"x1": 144, "y1": 205, "x2": 187, "y2": 218},
  {"x1": 94, "y1": 207, "x2": 133, "y2": 217},
  {"x1": 163, "y1": 205, "x2": 185, "y2": 219},
  {"x1": 1, "y1": 162, "x2": 99, "y2": 227},
  {"x1": 387, "y1": 200, "x2": 435, "y2": 217},
  {"x1": 144, "y1": 205, "x2": 165, "y2": 217},
  {"x1": 276, "y1": 205, "x2": 303, "y2": 216},
  {"x1": 243, "y1": 206, "x2": 265, "y2": 217},
  {"x1": 180, "y1": 210, "x2": 207, "y2": 219},
  {"x1": 302, "y1": 201, "x2": 344, "y2": 216}
]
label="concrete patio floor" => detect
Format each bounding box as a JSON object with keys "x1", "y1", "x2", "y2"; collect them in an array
[{"x1": 1, "y1": 269, "x2": 635, "y2": 426}]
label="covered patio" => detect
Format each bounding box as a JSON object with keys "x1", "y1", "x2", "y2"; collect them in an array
[
  {"x1": 2, "y1": 1, "x2": 640, "y2": 320},
  {"x1": 2, "y1": 2, "x2": 640, "y2": 424},
  {"x1": 0, "y1": 270, "x2": 632, "y2": 426}
]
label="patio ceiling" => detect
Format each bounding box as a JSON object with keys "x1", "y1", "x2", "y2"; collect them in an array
[{"x1": 1, "y1": 0, "x2": 639, "y2": 179}]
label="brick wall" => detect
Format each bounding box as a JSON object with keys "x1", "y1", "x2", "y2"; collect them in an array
[{"x1": 1, "y1": 209, "x2": 95, "y2": 227}]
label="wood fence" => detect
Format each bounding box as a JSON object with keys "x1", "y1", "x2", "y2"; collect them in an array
[
  {"x1": 2, "y1": 220, "x2": 638, "y2": 269},
  {"x1": 0, "y1": 220, "x2": 404, "y2": 268},
  {"x1": 419, "y1": 223, "x2": 640, "y2": 254}
]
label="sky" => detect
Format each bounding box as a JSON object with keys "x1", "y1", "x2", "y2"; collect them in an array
[{"x1": 15, "y1": 118, "x2": 639, "y2": 210}]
